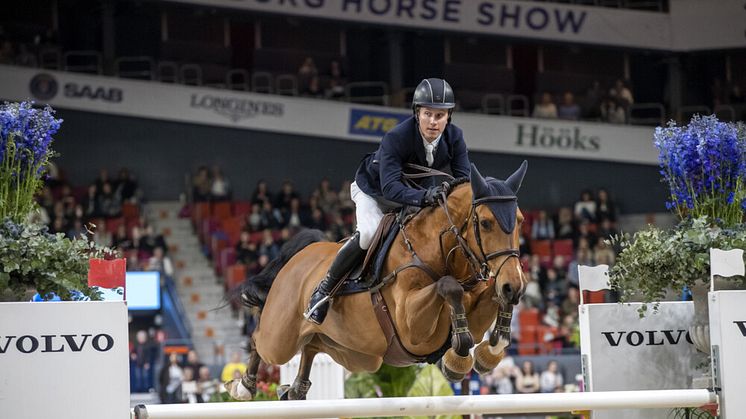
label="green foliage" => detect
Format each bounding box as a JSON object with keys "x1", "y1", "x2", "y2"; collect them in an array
[
  {"x1": 0, "y1": 218, "x2": 107, "y2": 301},
  {"x1": 345, "y1": 364, "x2": 459, "y2": 419},
  {"x1": 609, "y1": 216, "x2": 746, "y2": 314},
  {"x1": 669, "y1": 407, "x2": 716, "y2": 418}
]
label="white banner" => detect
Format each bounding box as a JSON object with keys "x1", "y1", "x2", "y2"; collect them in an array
[
  {"x1": 170, "y1": 0, "x2": 671, "y2": 49},
  {"x1": 0, "y1": 64, "x2": 659, "y2": 165},
  {"x1": 579, "y1": 302, "x2": 696, "y2": 419},
  {"x1": 0, "y1": 301, "x2": 129, "y2": 419},
  {"x1": 708, "y1": 290, "x2": 746, "y2": 418}
]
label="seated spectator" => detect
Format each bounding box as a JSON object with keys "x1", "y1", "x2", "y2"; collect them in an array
[
  {"x1": 523, "y1": 275, "x2": 544, "y2": 310},
  {"x1": 555, "y1": 207, "x2": 575, "y2": 240},
  {"x1": 561, "y1": 287, "x2": 581, "y2": 320},
  {"x1": 97, "y1": 182, "x2": 122, "y2": 218},
  {"x1": 327, "y1": 60, "x2": 346, "y2": 99},
  {"x1": 146, "y1": 246, "x2": 174, "y2": 277},
  {"x1": 282, "y1": 197, "x2": 305, "y2": 230},
  {"x1": 258, "y1": 229, "x2": 280, "y2": 260},
  {"x1": 210, "y1": 167, "x2": 231, "y2": 201},
  {"x1": 236, "y1": 231, "x2": 259, "y2": 267},
  {"x1": 159, "y1": 353, "x2": 183, "y2": 404},
  {"x1": 251, "y1": 179, "x2": 272, "y2": 206},
  {"x1": 532, "y1": 92, "x2": 558, "y2": 119},
  {"x1": 197, "y1": 366, "x2": 218, "y2": 402},
  {"x1": 539, "y1": 361, "x2": 564, "y2": 393},
  {"x1": 314, "y1": 178, "x2": 338, "y2": 214},
  {"x1": 0, "y1": 40, "x2": 14, "y2": 64},
  {"x1": 181, "y1": 368, "x2": 199, "y2": 403},
  {"x1": 531, "y1": 210, "x2": 555, "y2": 240},
  {"x1": 247, "y1": 204, "x2": 262, "y2": 231},
  {"x1": 258, "y1": 201, "x2": 283, "y2": 230},
  {"x1": 83, "y1": 184, "x2": 100, "y2": 218},
  {"x1": 515, "y1": 361, "x2": 540, "y2": 393},
  {"x1": 338, "y1": 180, "x2": 354, "y2": 216},
  {"x1": 298, "y1": 57, "x2": 318, "y2": 93},
  {"x1": 221, "y1": 351, "x2": 248, "y2": 382},
  {"x1": 302, "y1": 75, "x2": 324, "y2": 98},
  {"x1": 582, "y1": 80, "x2": 604, "y2": 120},
  {"x1": 558, "y1": 91, "x2": 581, "y2": 120},
  {"x1": 609, "y1": 79, "x2": 634, "y2": 108},
  {"x1": 192, "y1": 166, "x2": 211, "y2": 202},
  {"x1": 484, "y1": 363, "x2": 516, "y2": 395},
  {"x1": 573, "y1": 190, "x2": 596, "y2": 223},
  {"x1": 601, "y1": 96, "x2": 627, "y2": 124},
  {"x1": 593, "y1": 238, "x2": 616, "y2": 266},
  {"x1": 574, "y1": 222, "x2": 597, "y2": 251},
  {"x1": 115, "y1": 167, "x2": 139, "y2": 203},
  {"x1": 596, "y1": 218, "x2": 618, "y2": 241},
  {"x1": 595, "y1": 188, "x2": 617, "y2": 222},
  {"x1": 183, "y1": 350, "x2": 204, "y2": 381},
  {"x1": 274, "y1": 180, "x2": 299, "y2": 213},
  {"x1": 111, "y1": 224, "x2": 133, "y2": 251},
  {"x1": 66, "y1": 218, "x2": 87, "y2": 239}
]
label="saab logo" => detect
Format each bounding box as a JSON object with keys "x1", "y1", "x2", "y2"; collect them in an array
[
  {"x1": 0, "y1": 334, "x2": 114, "y2": 354},
  {"x1": 601, "y1": 330, "x2": 693, "y2": 347},
  {"x1": 190, "y1": 94, "x2": 284, "y2": 122},
  {"x1": 516, "y1": 124, "x2": 600, "y2": 151},
  {"x1": 735, "y1": 321, "x2": 746, "y2": 336},
  {"x1": 64, "y1": 82, "x2": 123, "y2": 103},
  {"x1": 29, "y1": 73, "x2": 59, "y2": 100},
  {"x1": 349, "y1": 109, "x2": 408, "y2": 137}
]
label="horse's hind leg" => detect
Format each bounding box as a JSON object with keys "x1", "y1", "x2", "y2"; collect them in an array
[
  {"x1": 227, "y1": 337, "x2": 263, "y2": 401},
  {"x1": 279, "y1": 347, "x2": 317, "y2": 400},
  {"x1": 436, "y1": 275, "x2": 475, "y2": 382}
]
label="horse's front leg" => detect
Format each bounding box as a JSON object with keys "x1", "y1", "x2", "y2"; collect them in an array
[
  {"x1": 473, "y1": 304, "x2": 513, "y2": 375},
  {"x1": 436, "y1": 275, "x2": 475, "y2": 382}
]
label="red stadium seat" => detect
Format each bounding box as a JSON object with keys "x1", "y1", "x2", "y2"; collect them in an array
[
  {"x1": 226, "y1": 263, "x2": 247, "y2": 291},
  {"x1": 552, "y1": 239, "x2": 574, "y2": 259},
  {"x1": 212, "y1": 201, "x2": 233, "y2": 220}
]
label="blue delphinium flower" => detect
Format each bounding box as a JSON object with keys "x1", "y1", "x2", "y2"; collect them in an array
[{"x1": 654, "y1": 114, "x2": 746, "y2": 227}]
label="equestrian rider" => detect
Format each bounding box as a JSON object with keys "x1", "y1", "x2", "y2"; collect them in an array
[{"x1": 304, "y1": 78, "x2": 472, "y2": 324}]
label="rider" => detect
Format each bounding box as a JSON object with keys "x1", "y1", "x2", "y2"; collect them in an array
[{"x1": 304, "y1": 78, "x2": 472, "y2": 324}]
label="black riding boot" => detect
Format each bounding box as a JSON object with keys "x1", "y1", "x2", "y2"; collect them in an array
[{"x1": 304, "y1": 232, "x2": 366, "y2": 324}]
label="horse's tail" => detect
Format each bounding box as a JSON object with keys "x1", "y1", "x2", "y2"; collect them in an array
[{"x1": 235, "y1": 228, "x2": 328, "y2": 310}]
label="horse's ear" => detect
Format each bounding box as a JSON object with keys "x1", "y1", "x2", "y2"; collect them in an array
[
  {"x1": 470, "y1": 163, "x2": 490, "y2": 198},
  {"x1": 505, "y1": 160, "x2": 528, "y2": 193}
]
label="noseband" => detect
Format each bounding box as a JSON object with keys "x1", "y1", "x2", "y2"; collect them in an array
[{"x1": 439, "y1": 187, "x2": 520, "y2": 284}]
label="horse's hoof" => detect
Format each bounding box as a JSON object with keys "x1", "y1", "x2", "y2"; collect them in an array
[
  {"x1": 473, "y1": 341, "x2": 506, "y2": 375},
  {"x1": 225, "y1": 379, "x2": 254, "y2": 401},
  {"x1": 277, "y1": 384, "x2": 291, "y2": 400},
  {"x1": 440, "y1": 348, "x2": 474, "y2": 383}
]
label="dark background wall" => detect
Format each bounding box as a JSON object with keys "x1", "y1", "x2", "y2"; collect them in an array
[{"x1": 53, "y1": 109, "x2": 669, "y2": 214}]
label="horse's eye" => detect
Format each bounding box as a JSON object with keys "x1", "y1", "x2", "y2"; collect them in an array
[{"x1": 480, "y1": 220, "x2": 492, "y2": 231}]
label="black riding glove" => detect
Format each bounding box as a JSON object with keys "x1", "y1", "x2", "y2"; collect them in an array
[{"x1": 421, "y1": 185, "x2": 445, "y2": 207}]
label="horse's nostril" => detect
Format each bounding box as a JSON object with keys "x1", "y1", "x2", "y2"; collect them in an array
[{"x1": 502, "y1": 283, "x2": 513, "y2": 299}]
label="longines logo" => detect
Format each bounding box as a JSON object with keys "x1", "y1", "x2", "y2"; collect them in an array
[
  {"x1": 516, "y1": 124, "x2": 600, "y2": 151},
  {"x1": 735, "y1": 321, "x2": 746, "y2": 336},
  {"x1": 0, "y1": 334, "x2": 114, "y2": 354},
  {"x1": 601, "y1": 330, "x2": 693, "y2": 347},
  {"x1": 190, "y1": 93, "x2": 284, "y2": 122}
]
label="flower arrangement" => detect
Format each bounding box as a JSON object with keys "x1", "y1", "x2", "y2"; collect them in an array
[
  {"x1": 609, "y1": 115, "x2": 746, "y2": 312},
  {"x1": 0, "y1": 101, "x2": 106, "y2": 302}
]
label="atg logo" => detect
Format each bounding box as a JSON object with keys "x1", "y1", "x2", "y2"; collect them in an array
[
  {"x1": 349, "y1": 109, "x2": 408, "y2": 137},
  {"x1": 29, "y1": 73, "x2": 58, "y2": 101}
]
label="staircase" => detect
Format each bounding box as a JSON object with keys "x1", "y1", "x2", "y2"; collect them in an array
[{"x1": 145, "y1": 201, "x2": 246, "y2": 365}]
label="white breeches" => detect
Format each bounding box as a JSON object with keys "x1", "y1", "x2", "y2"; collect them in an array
[{"x1": 351, "y1": 181, "x2": 397, "y2": 249}]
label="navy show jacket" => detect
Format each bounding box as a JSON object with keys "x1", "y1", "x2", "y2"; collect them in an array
[{"x1": 354, "y1": 116, "x2": 471, "y2": 207}]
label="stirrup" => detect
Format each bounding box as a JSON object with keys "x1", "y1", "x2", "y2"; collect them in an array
[{"x1": 303, "y1": 295, "x2": 331, "y2": 320}]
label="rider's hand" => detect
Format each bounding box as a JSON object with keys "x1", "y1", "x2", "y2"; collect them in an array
[{"x1": 421, "y1": 185, "x2": 445, "y2": 207}]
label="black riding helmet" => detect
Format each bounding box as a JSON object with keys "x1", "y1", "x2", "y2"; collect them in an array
[{"x1": 412, "y1": 78, "x2": 455, "y2": 122}]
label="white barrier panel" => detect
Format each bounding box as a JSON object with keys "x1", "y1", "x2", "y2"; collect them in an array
[
  {"x1": 579, "y1": 301, "x2": 696, "y2": 419},
  {"x1": 131, "y1": 389, "x2": 715, "y2": 419},
  {"x1": 0, "y1": 301, "x2": 129, "y2": 419},
  {"x1": 279, "y1": 353, "x2": 345, "y2": 400},
  {"x1": 709, "y1": 290, "x2": 746, "y2": 418}
]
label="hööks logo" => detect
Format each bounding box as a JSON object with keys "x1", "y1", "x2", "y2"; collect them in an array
[
  {"x1": 515, "y1": 123, "x2": 600, "y2": 151},
  {"x1": 190, "y1": 93, "x2": 284, "y2": 122},
  {"x1": 29, "y1": 73, "x2": 58, "y2": 101},
  {"x1": 0, "y1": 334, "x2": 115, "y2": 354}
]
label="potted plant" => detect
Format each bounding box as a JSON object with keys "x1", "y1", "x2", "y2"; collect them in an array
[
  {"x1": 609, "y1": 115, "x2": 746, "y2": 354},
  {"x1": 0, "y1": 101, "x2": 106, "y2": 302}
]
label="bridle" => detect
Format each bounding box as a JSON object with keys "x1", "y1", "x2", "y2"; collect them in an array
[{"x1": 438, "y1": 183, "x2": 520, "y2": 285}]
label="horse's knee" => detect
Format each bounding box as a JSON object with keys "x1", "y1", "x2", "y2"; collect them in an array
[{"x1": 436, "y1": 276, "x2": 463, "y2": 303}]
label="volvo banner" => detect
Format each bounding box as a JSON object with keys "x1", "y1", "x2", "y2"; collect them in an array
[
  {"x1": 708, "y1": 290, "x2": 746, "y2": 418},
  {"x1": 0, "y1": 64, "x2": 659, "y2": 165},
  {"x1": 579, "y1": 301, "x2": 697, "y2": 419},
  {"x1": 0, "y1": 301, "x2": 129, "y2": 419}
]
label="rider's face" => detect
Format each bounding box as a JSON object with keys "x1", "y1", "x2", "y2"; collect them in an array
[{"x1": 417, "y1": 106, "x2": 449, "y2": 142}]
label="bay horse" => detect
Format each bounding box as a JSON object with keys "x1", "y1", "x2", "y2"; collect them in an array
[{"x1": 227, "y1": 162, "x2": 528, "y2": 400}]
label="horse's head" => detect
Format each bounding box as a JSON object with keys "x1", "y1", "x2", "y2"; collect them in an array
[{"x1": 467, "y1": 162, "x2": 527, "y2": 305}]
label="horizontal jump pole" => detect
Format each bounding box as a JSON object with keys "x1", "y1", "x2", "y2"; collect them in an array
[{"x1": 132, "y1": 389, "x2": 716, "y2": 419}]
